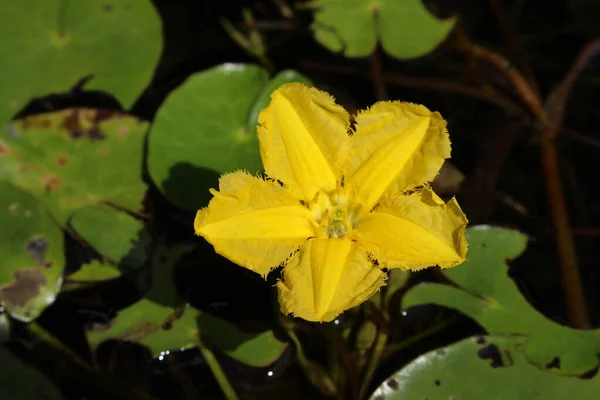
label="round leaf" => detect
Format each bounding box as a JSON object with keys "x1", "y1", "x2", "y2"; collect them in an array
[
  {"x1": 148, "y1": 64, "x2": 312, "y2": 210},
  {"x1": 0, "y1": 0, "x2": 162, "y2": 122},
  {"x1": 370, "y1": 335, "x2": 600, "y2": 400},
  {"x1": 311, "y1": 0, "x2": 456, "y2": 59},
  {"x1": 0, "y1": 181, "x2": 64, "y2": 322},
  {"x1": 0, "y1": 109, "x2": 149, "y2": 224}
]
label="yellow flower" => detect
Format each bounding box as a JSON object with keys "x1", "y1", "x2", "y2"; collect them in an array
[{"x1": 194, "y1": 83, "x2": 468, "y2": 322}]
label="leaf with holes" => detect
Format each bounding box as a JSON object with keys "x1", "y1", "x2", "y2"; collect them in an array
[
  {"x1": 310, "y1": 0, "x2": 455, "y2": 59},
  {"x1": 369, "y1": 335, "x2": 600, "y2": 400},
  {"x1": 403, "y1": 226, "x2": 600, "y2": 376},
  {"x1": 0, "y1": 0, "x2": 162, "y2": 122},
  {"x1": 0, "y1": 181, "x2": 64, "y2": 322},
  {"x1": 87, "y1": 245, "x2": 288, "y2": 366},
  {"x1": 0, "y1": 347, "x2": 64, "y2": 399},
  {"x1": 147, "y1": 64, "x2": 311, "y2": 210},
  {"x1": 0, "y1": 109, "x2": 148, "y2": 224}
]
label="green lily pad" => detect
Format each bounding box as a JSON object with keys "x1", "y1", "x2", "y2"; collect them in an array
[
  {"x1": 310, "y1": 0, "x2": 456, "y2": 59},
  {"x1": 0, "y1": 0, "x2": 162, "y2": 122},
  {"x1": 70, "y1": 205, "x2": 150, "y2": 270},
  {"x1": 369, "y1": 335, "x2": 600, "y2": 400},
  {"x1": 0, "y1": 181, "x2": 64, "y2": 322},
  {"x1": 66, "y1": 260, "x2": 121, "y2": 282},
  {"x1": 0, "y1": 347, "x2": 64, "y2": 400},
  {"x1": 403, "y1": 226, "x2": 600, "y2": 376},
  {"x1": 87, "y1": 245, "x2": 288, "y2": 366},
  {"x1": 0, "y1": 109, "x2": 149, "y2": 224},
  {"x1": 147, "y1": 64, "x2": 312, "y2": 210}
]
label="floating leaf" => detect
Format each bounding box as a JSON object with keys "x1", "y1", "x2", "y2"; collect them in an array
[
  {"x1": 66, "y1": 260, "x2": 121, "y2": 283},
  {"x1": 310, "y1": 0, "x2": 455, "y2": 59},
  {"x1": 197, "y1": 312, "x2": 288, "y2": 367},
  {"x1": 0, "y1": 347, "x2": 64, "y2": 400},
  {"x1": 369, "y1": 335, "x2": 600, "y2": 400},
  {"x1": 403, "y1": 226, "x2": 600, "y2": 376},
  {"x1": 0, "y1": 181, "x2": 64, "y2": 322},
  {"x1": 148, "y1": 64, "x2": 311, "y2": 210},
  {"x1": 87, "y1": 245, "x2": 288, "y2": 366},
  {"x1": 0, "y1": 109, "x2": 148, "y2": 224},
  {"x1": 70, "y1": 205, "x2": 150, "y2": 270},
  {"x1": 0, "y1": 0, "x2": 162, "y2": 122}
]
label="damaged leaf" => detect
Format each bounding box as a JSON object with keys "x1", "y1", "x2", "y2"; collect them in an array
[
  {"x1": 0, "y1": 181, "x2": 64, "y2": 322},
  {"x1": 0, "y1": 347, "x2": 64, "y2": 399},
  {"x1": 0, "y1": 109, "x2": 148, "y2": 224},
  {"x1": 87, "y1": 245, "x2": 288, "y2": 366},
  {"x1": 369, "y1": 335, "x2": 600, "y2": 400},
  {"x1": 309, "y1": 0, "x2": 456, "y2": 59},
  {"x1": 403, "y1": 226, "x2": 600, "y2": 376},
  {"x1": 0, "y1": 0, "x2": 162, "y2": 122},
  {"x1": 147, "y1": 64, "x2": 311, "y2": 210}
]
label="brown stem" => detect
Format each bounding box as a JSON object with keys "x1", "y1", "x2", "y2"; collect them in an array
[
  {"x1": 300, "y1": 61, "x2": 523, "y2": 115},
  {"x1": 457, "y1": 39, "x2": 591, "y2": 328},
  {"x1": 369, "y1": 48, "x2": 388, "y2": 101}
]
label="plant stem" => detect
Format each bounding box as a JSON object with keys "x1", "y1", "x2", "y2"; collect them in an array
[
  {"x1": 197, "y1": 341, "x2": 239, "y2": 400},
  {"x1": 456, "y1": 38, "x2": 591, "y2": 328}
]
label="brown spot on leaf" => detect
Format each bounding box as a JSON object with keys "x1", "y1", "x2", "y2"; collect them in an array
[
  {"x1": 475, "y1": 336, "x2": 486, "y2": 344},
  {"x1": 62, "y1": 109, "x2": 107, "y2": 140},
  {"x1": 27, "y1": 236, "x2": 49, "y2": 267},
  {"x1": 21, "y1": 116, "x2": 51, "y2": 130},
  {"x1": 119, "y1": 321, "x2": 160, "y2": 342},
  {"x1": 161, "y1": 307, "x2": 185, "y2": 330},
  {"x1": 434, "y1": 379, "x2": 441, "y2": 386},
  {"x1": 386, "y1": 378, "x2": 399, "y2": 390},
  {"x1": 56, "y1": 155, "x2": 68, "y2": 166},
  {"x1": 43, "y1": 176, "x2": 63, "y2": 193},
  {"x1": 0, "y1": 269, "x2": 47, "y2": 308},
  {"x1": 0, "y1": 140, "x2": 6, "y2": 156},
  {"x1": 102, "y1": 3, "x2": 114, "y2": 12}
]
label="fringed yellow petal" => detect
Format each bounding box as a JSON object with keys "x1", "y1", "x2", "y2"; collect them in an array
[
  {"x1": 194, "y1": 171, "x2": 316, "y2": 277},
  {"x1": 345, "y1": 102, "x2": 450, "y2": 210},
  {"x1": 258, "y1": 83, "x2": 351, "y2": 201},
  {"x1": 353, "y1": 189, "x2": 468, "y2": 270},
  {"x1": 277, "y1": 238, "x2": 386, "y2": 322}
]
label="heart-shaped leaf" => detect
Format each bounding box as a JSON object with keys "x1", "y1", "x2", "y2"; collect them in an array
[
  {"x1": 403, "y1": 226, "x2": 600, "y2": 376},
  {"x1": 310, "y1": 0, "x2": 455, "y2": 59},
  {"x1": 0, "y1": 0, "x2": 162, "y2": 122},
  {"x1": 147, "y1": 64, "x2": 311, "y2": 210}
]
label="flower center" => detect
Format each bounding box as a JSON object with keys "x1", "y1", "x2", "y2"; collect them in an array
[{"x1": 309, "y1": 184, "x2": 364, "y2": 239}]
